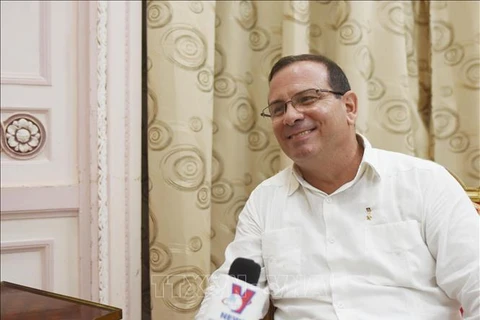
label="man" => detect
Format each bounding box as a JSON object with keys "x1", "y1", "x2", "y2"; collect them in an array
[{"x1": 196, "y1": 54, "x2": 479, "y2": 319}]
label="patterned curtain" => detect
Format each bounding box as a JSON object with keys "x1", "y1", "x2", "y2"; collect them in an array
[{"x1": 145, "y1": 1, "x2": 479, "y2": 319}]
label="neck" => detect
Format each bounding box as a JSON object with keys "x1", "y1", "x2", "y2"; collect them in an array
[{"x1": 297, "y1": 135, "x2": 364, "y2": 195}]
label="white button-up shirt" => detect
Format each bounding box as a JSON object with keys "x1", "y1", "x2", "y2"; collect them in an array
[{"x1": 197, "y1": 136, "x2": 480, "y2": 320}]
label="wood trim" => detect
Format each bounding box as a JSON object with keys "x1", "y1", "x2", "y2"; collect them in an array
[{"x1": 0, "y1": 281, "x2": 122, "y2": 319}]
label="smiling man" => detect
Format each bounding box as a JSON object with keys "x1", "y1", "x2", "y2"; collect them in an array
[
  {"x1": 196, "y1": 54, "x2": 479, "y2": 320},
  {"x1": 265, "y1": 56, "x2": 361, "y2": 195}
]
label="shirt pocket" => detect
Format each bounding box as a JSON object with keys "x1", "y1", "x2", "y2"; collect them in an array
[
  {"x1": 262, "y1": 227, "x2": 301, "y2": 277},
  {"x1": 365, "y1": 220, "x2": 424, "y2": 286}
]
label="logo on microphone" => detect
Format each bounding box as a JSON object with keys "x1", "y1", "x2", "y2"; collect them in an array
[{"x1": 221, "y1": 283, "x2": 256, "y2": 314}]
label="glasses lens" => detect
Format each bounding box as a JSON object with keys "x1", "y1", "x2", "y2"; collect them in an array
[
  {"x1": 293, "y1": 90, "x2": 321, "y2": 107},
  {"x1": 268, "y1": 102, "x2": 286, "y2": 117}
]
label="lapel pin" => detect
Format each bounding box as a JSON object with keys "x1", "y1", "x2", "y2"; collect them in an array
[{"x1": 366, "y1": 207, "x2": 373, "y2": 220}]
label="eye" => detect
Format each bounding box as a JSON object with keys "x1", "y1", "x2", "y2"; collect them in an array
[
  {"x1": 270, "y1": 103, "x2": 285, "y2": 116},
  {"x1": 296, "y1": 94, "x2": 319, "y2": 105}
]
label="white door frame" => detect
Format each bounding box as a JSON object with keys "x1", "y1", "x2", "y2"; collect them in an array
[{"x1": 78, "y1": 1, "x2": 142, "y2": 319}]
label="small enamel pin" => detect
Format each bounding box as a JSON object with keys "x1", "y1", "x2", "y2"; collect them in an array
[{"x1": 366, "y1": 207, "x2": 372, "y2": 220}]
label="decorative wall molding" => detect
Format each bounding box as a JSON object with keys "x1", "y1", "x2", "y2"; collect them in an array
[
  {"x1": 0, "y1": 121, "x2": 4, "y2": 153},
  {"x1": 123, "y1": 2, "x2": 131, "y2": 317},
  {"x1": 0, "y1": 2, "x2": 52, "y2": 86},
  {"x1": 0, "y1": 113, "x2": 47, "y2": 160},
  {"x1": 0, "y1": 107, "x2": 50, "y2": 162},
  {"x1": 1, "y1": 185, "x2": 79, "y2": 222},
  {"x1": 0, "y1": 106, "x2": 50, "y2": 113},
  {"x1": 102, "y1": 1, "x2": 142, "y2": 318},
  {"x1": 0, "y1": 239, "x2": 54, "y2": 291},
  {"x1": 96, "y1": 0, "x2": 109, "y2": 305},
  {"x1": 0, "y1": 209, "x2": 78, "y2": 221},
  {"x1": 81, "y1": 1, "x2": 142, "y2": 317},
  {"x1": 0, "y1": 185, "x2": 78, "y2": 214},
  {"x1": 76, "y1": 0, "x2": 96, "y2": 303}
]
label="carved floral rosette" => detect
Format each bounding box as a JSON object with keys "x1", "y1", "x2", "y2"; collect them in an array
[{"x1": 1, "y1": 113, "x2": 47, "y2": 160}]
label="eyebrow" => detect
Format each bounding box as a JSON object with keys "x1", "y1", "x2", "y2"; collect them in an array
[
  {"x1": 267, "y1": 88, "x2": 316, "y2": 106},
  {"x1": 267, "y1": 98, "x2": 284, "y2": 106}
]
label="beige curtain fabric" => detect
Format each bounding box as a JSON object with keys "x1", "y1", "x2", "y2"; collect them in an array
[{"x1": 145, "y1": 1, "x2": 479, "y2": 318}]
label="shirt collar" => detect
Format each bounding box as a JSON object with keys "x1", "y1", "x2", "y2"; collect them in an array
[
  {"x1": 287, "y1": 134, "x2": 382, "y2": 196},
  {"x1": 357, "y1": 133, "x2": 382, "y2": 179}
]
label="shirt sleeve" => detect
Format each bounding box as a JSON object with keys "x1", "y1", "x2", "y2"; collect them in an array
[
  {"x1": 195, "y1": 189, "x2": 270, "y2": 319},
  {"x1": 423, "y1": 166, "x2": 480, "y2": 319}
]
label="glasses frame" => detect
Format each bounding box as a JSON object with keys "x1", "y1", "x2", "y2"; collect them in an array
[{"x1": 260, "y1": 88, "x2": 345, "y2": 118}]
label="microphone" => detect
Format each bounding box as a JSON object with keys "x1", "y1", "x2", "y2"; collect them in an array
[
  {"x1": 204, "y1": 257, "x2": 269, "y2": 320},
  {"x1": 228, "y1": 257, "x2": 261, "y2": 285}
]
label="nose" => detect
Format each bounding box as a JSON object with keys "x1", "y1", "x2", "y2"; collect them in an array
[{"x1": 282, "y1": 101, "x2": 304, "y2": 126}]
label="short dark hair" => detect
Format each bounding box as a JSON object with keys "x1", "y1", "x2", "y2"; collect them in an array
[{"x1": 268, "y1": 54, "x2": 351, "y2": 94}]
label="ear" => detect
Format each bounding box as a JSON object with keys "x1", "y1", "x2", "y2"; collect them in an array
[{"x1": 342, "y1": 90, "x2": 358, "y2": 125}]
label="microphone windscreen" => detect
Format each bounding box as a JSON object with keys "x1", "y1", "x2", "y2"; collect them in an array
[{"x1": 228, "y1": 257, "x2": 261, "y2": 286}]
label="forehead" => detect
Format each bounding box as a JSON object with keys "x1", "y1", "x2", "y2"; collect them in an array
[{"x1": 268, "y1": 61, "x2": 329, "y2": 100}]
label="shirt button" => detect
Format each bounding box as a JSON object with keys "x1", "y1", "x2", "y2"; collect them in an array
[
  {"x1": 325, "y1": 197, "x2": 331, "y2": 203},
  {"x1": 328, "y1": 238, "x2": 335, "y2": 244},
  {"x1": 337, "y1": 302, "x2": 344, "y2": 308}
]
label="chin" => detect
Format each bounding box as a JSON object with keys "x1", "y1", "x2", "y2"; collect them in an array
[{"x1": 288, "y1": 146, "x2": 316, "y2": 163}]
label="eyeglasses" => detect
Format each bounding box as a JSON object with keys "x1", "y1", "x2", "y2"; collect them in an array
[{"x1": 260, "y1": 88, "x2": 345, "y2": 120}]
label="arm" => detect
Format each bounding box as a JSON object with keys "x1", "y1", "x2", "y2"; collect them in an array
[
  {"x1": 423, "y1": 167, "x2": 480, "y2": 318},
  {"x1": 195, "y1": 190, "x2": 269, "y2": 319}
]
